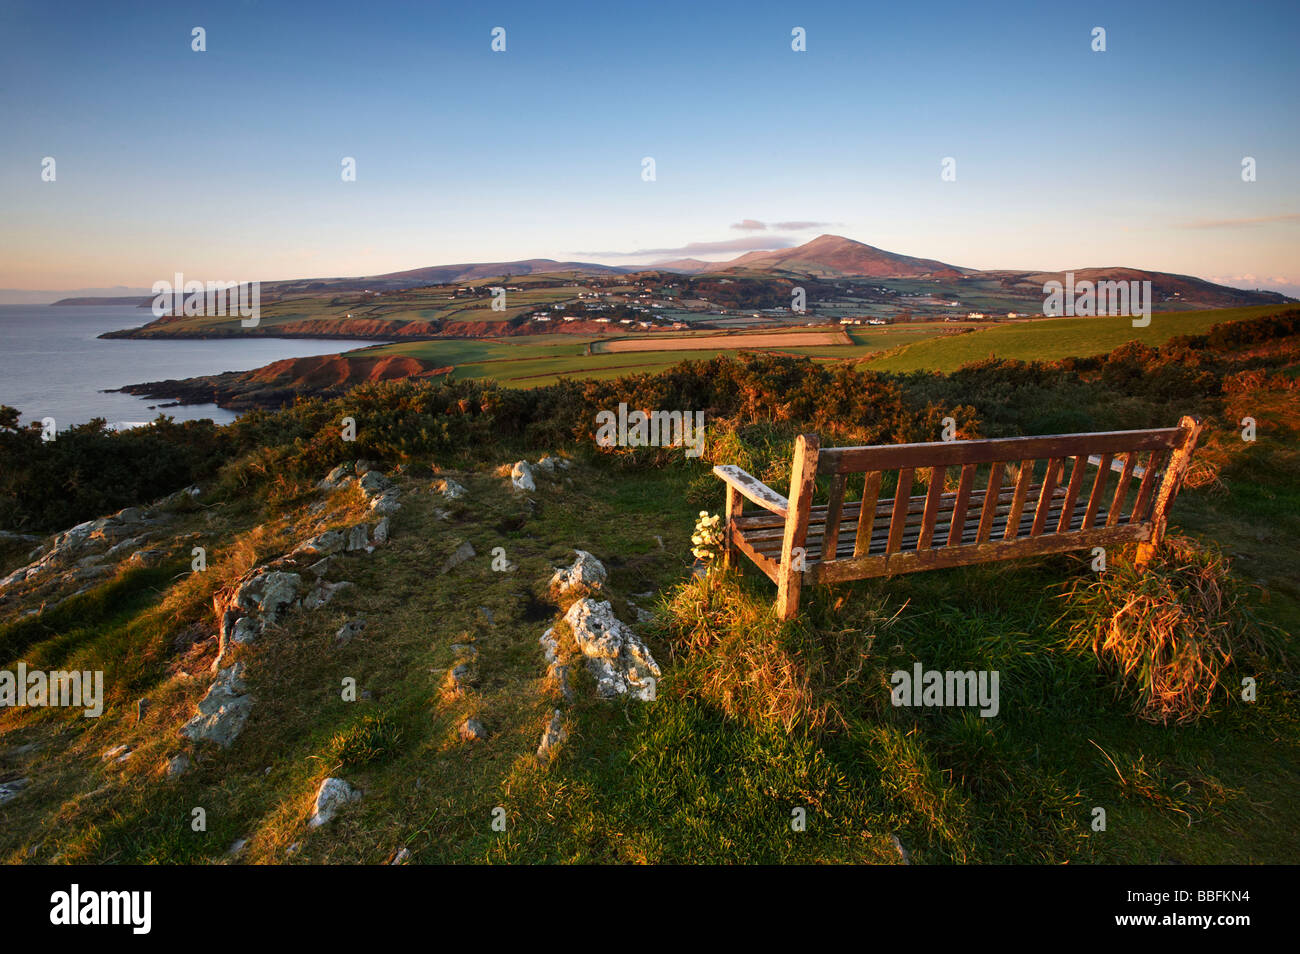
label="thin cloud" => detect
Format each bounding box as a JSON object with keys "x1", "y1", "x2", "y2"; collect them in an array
[
  {"x1": 1177, "y1": 213, "x2": 1300, "y2": 229},
  {"x1": 730, "y1": 219, "x2": 836, "y2": 231}
]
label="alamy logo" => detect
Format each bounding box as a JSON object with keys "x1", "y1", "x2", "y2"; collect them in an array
[
  {"x1": 0, "y1": 664, "x2": 103, "y2": 717},
  {"x1": 1043, "y1": 272, "x2": 1151, "y2": 327},
  {"x1": 890, "y1": 663, "x2": 1000, "y2": 717},
  {"x1": 151, "y1": 272, "x2": 261, "y2": 327},
  {"x1": 50, "y1": 884, "x2": 151, "y2": 934},
  {"x1": 595, "y1": 402, "x2": 705, "y2": 458}
]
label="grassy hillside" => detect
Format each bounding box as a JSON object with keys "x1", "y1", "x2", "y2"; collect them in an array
[
  {"x1": 866, "y1": 306, "x2": 1284, "y2": 373},
  {"x1": 2, "y1": 310, "x2": 1297, "y2": 864}
]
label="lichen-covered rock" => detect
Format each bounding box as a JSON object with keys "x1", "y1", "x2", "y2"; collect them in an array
[
  {"x1": 309, "y1": 777, "x2": 361, "y2": 827},
  {"x1": 233, "y1": 570, "x2": 301, "y2": 623},
  {"x1": 369, "y1": 491, "x2": 402, "y2": 515},
  {"x1": 510, "y1": 461, "x2": 536, "y2": 492},
  {"x1": 549, "y1": 550, "x2": 606, "y2": 593},
  {"x1": 458, "y1": 719, "x2": 487, "y2": 742},
  {"x1": 563, "y1": 599, "x2": 661, "y2": 701},
  {"x1": 180, "y1": 662, "x2": 252, "y2": 748},
  {"x1": 318, "y1": 462, "x2": 354, "y2": 490},
  {"x1": 372, "y1": 517, "x2": 390, "y2": 546}
]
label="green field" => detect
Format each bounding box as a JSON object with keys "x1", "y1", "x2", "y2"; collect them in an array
[{"x1": 865, "y1": 306, "x2": 1284, "y2": 373}]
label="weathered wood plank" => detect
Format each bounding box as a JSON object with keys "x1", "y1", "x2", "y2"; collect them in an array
[
  {"x1": 1004, "y1": 460, "x2": 1036, "y2": 541},
  {"x1": 887, "y1": 468, "x2": 914, "y2": 554},
  {"x1": 918, "y1": 466, "x2": 946, "y2": 550},
  {"x1": 1106, "y1": 453, "x2": 1136, "y2": 528},
  {"x1": 948, "y1": 464, "x2": 977, "y2": 547},
  {"x1": 823, "y1": 473, "x2": 847, "y2": 557},
  {"x1": 711, "y1": 464, "x2": 789, "y2": 518},
  {"x1": 1082, "y1": 453, "x2": 1112, "y2": 529},
  {"x1": 1031, "y1": 457, "x2": 1064, "y2": 536},
  {"x1": 1130, "y1": 449, "x2": 1164, "y2": 524},
  {"x1": 853, "y1": 471, "x2": 882, "y2": 558},
  {"x1": 977, "y1": 461, "x2": 1005, "y2": 543},
  {"x1": 1056, "y1": 456, "x2": 1088, "y2": 533}
]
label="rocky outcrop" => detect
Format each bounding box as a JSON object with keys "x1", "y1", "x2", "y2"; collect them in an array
[
  {"x1": 549, "y1": 550, "x2": 606, "y2": 594},
  {"x1": 564, "y1": 599, "x2": 660, "y2": 701},
  {"x1": 180, "y1": 662, "x2": 253, "y2": 748}
]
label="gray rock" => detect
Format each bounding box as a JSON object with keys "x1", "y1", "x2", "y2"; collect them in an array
[
  {"x1": 536, "y1": 710, "x2": 566, "y2": 763},
  {"x1": 180, "y1": 662, "x2": 252, "y2": 748},
  {"x1": 458, "y1": 718, "x2": 488, "y2": 742},
  {"x1": 390, "y1": 847, "x2": 411, "y2": 865},
  {"x1": 439, "y1": 541, "x2": 476, "y2": 574},
  {"x1": 358, "y1": 471, "x2": 391, "y2": 499},
  {"x1": 293, "y1": 530, "x2": 346, "y2": 558},
  {"x1": 304, "y1": 580, "x2": 355, "y2": 611},
  {"x1": 335, "y1": 618, "x2": 366, "y2": 646},
  {"x1": 0, "y1": 778, "x2": 30, "y2": 805},
  {"x1": 372, "y1": 517, "x2": 390, "y2": 546},
  {"x1": 368, "y1": 490, "x2": 402, "y2": 515},
  {"x1": 309, "y1": 777, "x2": 361, "y2": 827},
  {"x1": 539, "y1": 628, "x2": 559, "y2": 664},
  {"x1": 345, "y1": 523, "x2": 370, "y2": 552},
  {"x1": 433, "y1": 478, "x2": 467, "y2": 500},
  {"x1": 233, "y1": 570, "x2": 301, "y2": 623},
  {"x1": 319, "y1": 463, "x2": 354, "y2": 489},
  {"x1": 164, "y1": 753, "x2": 190, "y2": 778},
  {"x1": 549, "y1": 549, "x2": 607, "y2": 593},
  {"x1": 510, "y1": 461, "x2": 536, "y2": 492},
  {"x1": 129, "y1": 549, "x2": 165, "y2": 567}
]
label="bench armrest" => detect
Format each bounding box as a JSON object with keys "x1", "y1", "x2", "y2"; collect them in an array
[{"x1": 712, "y1": 465, "x2": 790, "y2": 519}]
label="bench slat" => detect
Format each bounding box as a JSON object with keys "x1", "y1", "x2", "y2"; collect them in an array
[
  {"x1": 1056, "y1": 456, "x2": 1088, "y2": 533},
  {"x1": 1130, "y1": 449, "x2": 1164, "y2": 524},
  {"x1": 823, "y1": 473, "x2": 847, "y2": 556},
  {"x1": 1031, "y1": 457, "x2": 1064, "y2": 536},
  {"x1": 977, "y1": 461, "x2": 1005, "y2": 542},
  {"x1": 918, "y1": 466, "x2": 946, "y2": 550},
  {"x1": 1106, "y1": 453, "x2": 1137, "y2": 528},
  {"x1": 948, "y1": 464, "x2": 977, "y2": 547},
  {"x1": 887, "y1": 469, "x2": 914, "y2": 554},
  {"x1": 1004, "y1": 460, "x2": 1036, "y2": 541},
  {"x1": 854, "y1": 471, "x2": 882, "y2": 558},
  {"x1": 1082, "y1": 453, "x2": 1112, "y2": 529}
]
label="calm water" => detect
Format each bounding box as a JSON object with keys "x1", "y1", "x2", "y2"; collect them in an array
[{"x1": 0, "y1": 305, "x2": 387, "y2": 429}]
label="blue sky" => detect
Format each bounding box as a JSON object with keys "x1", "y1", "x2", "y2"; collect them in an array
[{"x1": 1, "y1": 0, "x2": 1297, "y2": 294}]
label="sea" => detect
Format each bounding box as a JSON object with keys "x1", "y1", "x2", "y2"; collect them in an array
[{"x1": 0, "y1": 305, "x2": 387, "y2": 430}]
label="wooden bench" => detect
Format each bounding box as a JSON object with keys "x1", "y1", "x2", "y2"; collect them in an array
[{"x1": 713, "y1": 417, "x2": 1203, "y2": 619}]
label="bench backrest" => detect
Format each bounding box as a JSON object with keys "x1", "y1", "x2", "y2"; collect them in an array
[{"x1": 785, "y1": 419, "x2": 1201, "y2": 569}]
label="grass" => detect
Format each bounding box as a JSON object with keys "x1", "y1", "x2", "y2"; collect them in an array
[{"x1": 866, "y1": 306, "x2": 1285, "y2": 373}]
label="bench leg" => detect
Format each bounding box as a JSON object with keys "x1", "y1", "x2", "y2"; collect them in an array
[
  {"x1": 1134, "y1": 415, "x2": 1202, "y2": 571},
  {"x1": 776, "y1": 433, "x2": 820, "y2": 621},
  {"x1": 723, "y1": 486, "x2": 741, "y2": 570}
]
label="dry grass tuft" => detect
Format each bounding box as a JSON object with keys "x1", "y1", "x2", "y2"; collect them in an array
[{"x1": 1060, "y1": 537, "x2": 1277, "y2": 724}]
